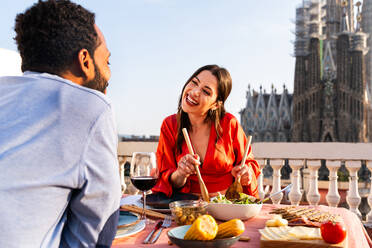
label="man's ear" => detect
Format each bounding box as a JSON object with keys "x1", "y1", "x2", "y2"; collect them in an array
[{"x1": 77, "y1": 48, "x2": 94, "y2": 80}]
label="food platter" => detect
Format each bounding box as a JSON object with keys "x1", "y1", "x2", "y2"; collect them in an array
[
  {"x1": 258, "y1": 206, "x2": 348, "y2": 248},
  {"x1": 260, "y1": 235, "x2": 347, "y2": 248}
]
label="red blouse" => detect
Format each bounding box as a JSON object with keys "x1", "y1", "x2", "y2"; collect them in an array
[{"x1": 152, "y1": 113, "x2": 260, "y2": 198}]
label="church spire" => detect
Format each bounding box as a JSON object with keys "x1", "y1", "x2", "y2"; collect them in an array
[
  {"x1": 278, "y1": 84, "x2": 292, "y2": 135},
  {"x1": 308, "y1": 0, "x2": 324, "y2": 38},
  {"x1": 350, "y1": 1, "x2": 368, "y2": 54},
  {"x1": 240, "y1": 84, "x2": 255, "y2": 135},
  {"x1": 255, "y1": 85, "x2": 266, "y2": 132},
  {"x1": 266, "y1": 85, "x2": 279, "y2": 131},
  {"x1": 245, "y1": 84, "x2": 254, "y2": 111},
  {"x1": 341, "y1": 0, "x2": 350, "y2": 32},
  {"x1": 356, "y1": 1, "x2": 362, "y2": 32}
]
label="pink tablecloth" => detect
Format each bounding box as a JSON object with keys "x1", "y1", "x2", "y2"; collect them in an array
[{"x1": 112, "y1": 203, "x2": 372, "y2": 248}]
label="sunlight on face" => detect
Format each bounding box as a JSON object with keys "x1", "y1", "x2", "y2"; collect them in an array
[
  {"x1": 89, "y1": 25, "x2": 111, "y2": 93},
  {"x1": 181, "y1": 70, "x2": 219, "y2": 117}
]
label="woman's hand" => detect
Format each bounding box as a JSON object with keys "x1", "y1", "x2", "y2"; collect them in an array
[
  {"x1": 176, "y1": 154, "x2": 200, "y2": 177},
  {"x1": 231, "y1": 164, "x2": 252, "y2": 186},
  {"x1": 170, "y1": 154, "x2": 201, "y2": 188}
]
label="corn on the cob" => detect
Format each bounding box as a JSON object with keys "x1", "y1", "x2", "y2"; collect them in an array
[
  {"x1": 184, "y1": 215, "x2": 218, "y2": 240},
  {"x1": 216, "y1": 219, "x2": 245, "y2": 239}
]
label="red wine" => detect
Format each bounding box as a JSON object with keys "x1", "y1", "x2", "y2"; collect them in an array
[{"x1": 131, "y1": 176, "x2": 158, "y2": 191}]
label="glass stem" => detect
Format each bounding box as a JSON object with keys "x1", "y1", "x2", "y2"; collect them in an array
[{"x1": 142, "y1": 190, "x2": 146, "y2": 221}]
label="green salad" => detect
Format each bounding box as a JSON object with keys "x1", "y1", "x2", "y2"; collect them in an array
[{"x1": 212, "y1": 192, "x2": 259, "y2": 204}]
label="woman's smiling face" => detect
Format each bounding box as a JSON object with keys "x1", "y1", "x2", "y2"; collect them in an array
[{"x1": 181, "y1": 70, "x2": 219, "y2": 117}]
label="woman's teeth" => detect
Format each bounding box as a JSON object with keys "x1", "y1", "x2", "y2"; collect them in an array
[{"x1": 187, "y1": 95, "x2": 198, "y2": 105}]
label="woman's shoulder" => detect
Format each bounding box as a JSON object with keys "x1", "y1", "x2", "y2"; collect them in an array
[
  {"x1": 221, "y1": 112, "x2": 239, "y2": 126},
  {"x1": 163, "y1": 114, "x2": 177, "y2": 124},
  {"x1": 161, "y1": 114, "x2": 178, "y2": 130}
]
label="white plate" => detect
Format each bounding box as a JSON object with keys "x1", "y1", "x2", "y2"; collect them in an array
[
  {"x1": 117, "y1": 211, "x2": 140, "y2": 228},
  {"x1": 115, "y1": 212, "x2": 145, "y2": 239}
]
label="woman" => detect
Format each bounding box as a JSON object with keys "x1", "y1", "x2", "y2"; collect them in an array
[{"x1": 152, "y1": 65, "x2": 260, "y2": 198}]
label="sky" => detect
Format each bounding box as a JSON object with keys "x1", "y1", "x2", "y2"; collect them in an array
[{"x1": 0, "y1": 0, "x2": 300, "y2": 136}]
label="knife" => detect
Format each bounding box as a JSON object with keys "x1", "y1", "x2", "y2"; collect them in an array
[{"x1": 143, "y1": 220, "x2": 163, "y2": 244}]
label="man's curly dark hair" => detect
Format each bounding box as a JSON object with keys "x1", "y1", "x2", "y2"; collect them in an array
[{"x1": 14, "y1": 0, "x2": 98, "y2": 74}]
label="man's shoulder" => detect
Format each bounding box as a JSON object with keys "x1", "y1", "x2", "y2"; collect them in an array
[
  {"x1": 1, "y1": 72, "x2": 113, "y2": 124},
  {"x1": 35, "y1": 72, "x2": 112, "y2": 108},
  {"x1": 15, "y1": 72, "x2": 113, "y2": 118}
]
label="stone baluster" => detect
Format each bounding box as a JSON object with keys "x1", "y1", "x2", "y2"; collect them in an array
[
  {"x1": 118, "y1": 156, "x2": 127, "y2": 194},
  {"x1": 270, "y1": 159, "x2": 284, "y2": 204},
  {"x1": 288, "y1": 160, "x2": 304, "y2": 206},
  {"x1": 256, "y1": 159, "x2": 266, "y2": 201},
  {"x1": 306, "y1": 160, "x2": 321, "y2": 205},
  {"x1": 346, "y1": 160, "x2": 362, "y2": 218},
  {"x1": 366, "y1": 161, "x2": 372, "y2": 224},
  {"x1": 325, "y1": 160, "x2": 341, "y2": 207}
]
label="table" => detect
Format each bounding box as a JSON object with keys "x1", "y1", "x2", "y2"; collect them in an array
[{"x1": 112, "y1": 202, "x2": 372, "y2": 248}]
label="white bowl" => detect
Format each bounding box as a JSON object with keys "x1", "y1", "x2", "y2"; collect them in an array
[{"x1": 207, "y1": 202, "x2": 262, "y2": 221}]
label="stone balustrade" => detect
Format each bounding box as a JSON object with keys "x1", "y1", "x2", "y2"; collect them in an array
[
  {"x1": 118, "y1": 141, "x2": 372, "y2": 222},
  {"x1": 288, "y1": 159, "x2": 303, "y2": 206},
  {"x1": 253, "y1": 142, "x2": 372, "y2": 222}
]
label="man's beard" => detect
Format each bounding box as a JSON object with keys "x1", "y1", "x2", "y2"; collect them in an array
[{"x1": 83, "y1": 61, "x2": 108, "y2": 94}]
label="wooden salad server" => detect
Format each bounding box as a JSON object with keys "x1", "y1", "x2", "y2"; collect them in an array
[
  {"x1": 225, "y1": 135, "x2": 252, "y2": 200},
  {"x1": 182, "y1": 128, "x2": 210, "y2": 202}
]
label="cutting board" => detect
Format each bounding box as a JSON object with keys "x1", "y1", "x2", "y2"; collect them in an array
[{"x1": 260, "y1": 235, "x2": 347, "y2": 248}]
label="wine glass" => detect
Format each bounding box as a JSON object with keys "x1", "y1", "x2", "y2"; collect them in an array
[{"x1": 130, "y1": 152, "x2": 159, "y2": 224}]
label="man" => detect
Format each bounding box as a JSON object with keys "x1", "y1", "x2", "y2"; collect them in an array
[{"x1": 0, "y1": 0, "x2": 121, "y2": 247}]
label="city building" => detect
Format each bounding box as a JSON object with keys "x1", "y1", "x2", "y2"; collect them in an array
[
  {"x1": 240, "y1": 85, "x2": 293, "y2": 142},
  {"x1": 241, "y1": 0, "x2": 372, "y2": 142}
]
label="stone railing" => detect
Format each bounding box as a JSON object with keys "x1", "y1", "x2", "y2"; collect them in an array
[
  {"x1": 117, "y1": 141, "x2": 372, "y2": 222},
  {"x1": 253, "y1": 142, "x2": 372, "y2": 223}
]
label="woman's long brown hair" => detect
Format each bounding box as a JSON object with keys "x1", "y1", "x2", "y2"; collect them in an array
[{"x1": 176, "y1": 65, "x2": 232, "y2": 154}]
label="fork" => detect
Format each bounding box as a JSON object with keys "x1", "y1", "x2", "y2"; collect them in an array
[
  {"x1": 260, "y1": 183, "x2": 292, "y2": 203},
  {"x1": 150, "y1": 215, "x2": 172, "y2": 244}
]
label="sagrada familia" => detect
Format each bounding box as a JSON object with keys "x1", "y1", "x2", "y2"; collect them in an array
[{"x1": 241, "y1": 0, "x2": 372, "y2": 142}]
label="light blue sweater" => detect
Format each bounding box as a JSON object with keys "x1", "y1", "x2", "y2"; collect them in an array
[{"x1": 0, "y1": 72, "x2": 121, "y2": 247}]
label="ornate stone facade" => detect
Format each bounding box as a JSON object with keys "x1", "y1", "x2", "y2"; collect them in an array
[
  {"x1": 241, "y1": 0, "x2": 372, "y2": 142},
  {"x1": 240, "y1": 85, "x2": 292, "y2": 142},
  {"x1": 292, "y1": 0, "x2": 372, "y2": 142}
]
